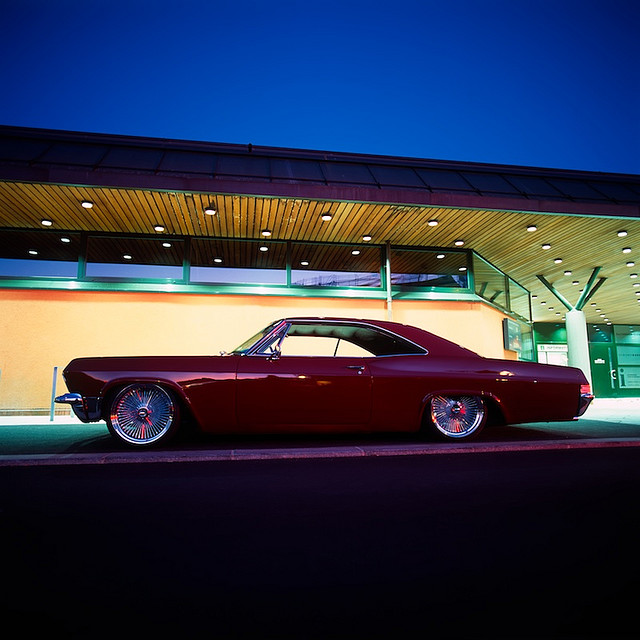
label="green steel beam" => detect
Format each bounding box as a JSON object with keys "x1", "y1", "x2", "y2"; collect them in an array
[
  {"x1": 575, "y1": 267, "x2": 603, "y2": 310},
  {"x1": 579, "y1": 276, "x2": 607, "y2": 309},
  {"x1": 536, "y1": 274, "x2": 574, "y2": 311}
]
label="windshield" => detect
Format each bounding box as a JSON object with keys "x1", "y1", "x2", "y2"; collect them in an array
[{"x1": 230, "y1": 321, "x2": 280, "y2": 354}]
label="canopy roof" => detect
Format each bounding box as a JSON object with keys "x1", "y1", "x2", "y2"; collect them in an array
[{"x1": 1, "y1": 125, "x2": 639, "y2": 324}]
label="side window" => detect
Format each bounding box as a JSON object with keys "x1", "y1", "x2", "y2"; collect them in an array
[{"x1": 280, "y1": 335, "x2": 372, "y2": 357}]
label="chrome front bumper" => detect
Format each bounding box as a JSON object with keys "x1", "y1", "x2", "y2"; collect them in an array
[{"x1": 55, "y1": 393, "x2": 102, "y2": 422}]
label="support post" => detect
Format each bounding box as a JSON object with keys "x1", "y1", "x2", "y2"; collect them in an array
[
  {"x1": 566, "y1": 309, "x2": 592, "y2": 385},
  {"x1": 536, "y1": 270, "x2": 605, "y2": 387},
  {"x1": 385, "y1": 242, "x2": 393, "y2": 321},
  {"x1": 50, "y1": 366, "x2": 58, "y2": 422}
]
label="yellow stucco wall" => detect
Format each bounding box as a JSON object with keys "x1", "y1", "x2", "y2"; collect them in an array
[{"x1": 0, "y1": 289, "x2": 517, "y2": 413}]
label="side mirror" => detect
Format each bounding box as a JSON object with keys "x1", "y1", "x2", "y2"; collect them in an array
[{"x1": 268, "y1": 345, "x2": 281, "y2": 361}]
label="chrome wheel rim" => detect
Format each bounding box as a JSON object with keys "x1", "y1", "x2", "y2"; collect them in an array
[
  {"x1": 110, "y1": 384, "x2": 174, "y2": 445},
  {"x1": 430, "y1": 395, "x2": 485, "y2": 438}
]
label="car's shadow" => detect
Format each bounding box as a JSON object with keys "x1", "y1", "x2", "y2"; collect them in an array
[
  {"x1": 63, "y1": 423, "x2": 591, "y2": 456},
  {"x1": 2, "y1": 416, "x2": 623, "y2": 458}
]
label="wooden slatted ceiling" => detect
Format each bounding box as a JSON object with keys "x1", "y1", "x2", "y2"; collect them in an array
[{"x1": 1, "y1": 180, "x2": 639, "y2": 324}]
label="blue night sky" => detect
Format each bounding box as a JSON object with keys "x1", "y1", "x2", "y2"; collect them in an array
[{"x1": 2, "y1": 0, "x2": 639, "y2": 174}]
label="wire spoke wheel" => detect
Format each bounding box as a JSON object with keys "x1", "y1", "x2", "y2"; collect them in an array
[
  {"x1": 109, "y1": 384, "x2": 177, "y2": 446},
  {"x1": 429, "y1": 395, "x2": 486, "y2": 439}
]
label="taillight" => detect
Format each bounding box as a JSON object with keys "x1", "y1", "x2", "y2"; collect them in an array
[{"x1": 580, "y1": 384, "x2": 592, "y2": 395}]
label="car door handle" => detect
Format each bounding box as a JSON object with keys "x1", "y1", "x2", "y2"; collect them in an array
[{"x1": 346, "y1": 365, "x2": 365, "y2": 374}]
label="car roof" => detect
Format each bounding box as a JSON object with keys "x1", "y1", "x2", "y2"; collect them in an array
[{"x1": 280, "y1": 317, "x2": 479, "y2": 358}]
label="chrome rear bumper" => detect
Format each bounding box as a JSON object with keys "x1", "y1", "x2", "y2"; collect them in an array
[{"x1": 576, "y1": 392, "x2": 595, "y2": 417}]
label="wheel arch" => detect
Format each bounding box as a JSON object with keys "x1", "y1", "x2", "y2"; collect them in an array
[{"x1": 100, "y1": 377, "x2": 193, "y2": 422}]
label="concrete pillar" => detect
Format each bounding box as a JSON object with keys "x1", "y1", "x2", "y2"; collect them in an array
[{"x1": 566, "y1": 309, "x2": 592, "y2": 385}]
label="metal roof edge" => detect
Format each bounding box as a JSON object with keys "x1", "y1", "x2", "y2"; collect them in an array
[{"x1": 1, "y1": 124, "x2": 638, "y2": 181}]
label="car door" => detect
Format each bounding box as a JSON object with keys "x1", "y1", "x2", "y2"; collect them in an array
[{"x1": 236, "y1": 354, "x2": 372, "y2": 431}]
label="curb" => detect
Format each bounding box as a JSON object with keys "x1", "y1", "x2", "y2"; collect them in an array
[{"x1": 2, "y1": 437, "x2": 640, "y2": 467}]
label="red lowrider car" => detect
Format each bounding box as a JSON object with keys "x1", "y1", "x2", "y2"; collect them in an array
[{"x1": 56, "y1": 317, "x2": 593, "y2": 447}]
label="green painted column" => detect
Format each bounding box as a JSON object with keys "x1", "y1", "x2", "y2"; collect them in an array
[{"x1": 566, "y1": 308, "x2": 592, "y2": 385}]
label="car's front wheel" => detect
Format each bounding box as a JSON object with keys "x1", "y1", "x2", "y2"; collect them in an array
[
  {"x1": 426, "y1": 394, "x2": 486, "y2": 440},
  {"x1": 106, "y1": 383, "x2": 180, "y2": 447}
]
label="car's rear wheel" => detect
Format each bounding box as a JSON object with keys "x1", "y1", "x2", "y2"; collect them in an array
[
  {"x1": 427, "y1": 394, "x2": 486, "y2": 440},
  {"x1": 107, "y1": 383, "x2": 180, "y2": 447}
]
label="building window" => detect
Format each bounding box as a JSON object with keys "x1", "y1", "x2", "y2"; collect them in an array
[
  {"x1": 508, "y1": 277, "x2": 532, "y2": 322},
  {"x1": 390, "y1": 248, "x2": 468, "y2": 289},
  {"x1": 85, "y1": 236, "x2": 184, "y2": 280},
  {"x1": 473, "y1": 253, "x2": 507, "y2": 308},
  {"x1": 0, "y1": 230, "x2": 80, "y2": 278},
  {"x1": 290, "y1": 243, "x2": 382, "y2": 288},
  {"x1": 190, "y1": 238, "x2": 287, "y2": 285}
]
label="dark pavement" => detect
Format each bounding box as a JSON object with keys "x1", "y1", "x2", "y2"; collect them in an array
[{"x1": 2, "y1": 448, "x2": 640, "y2": 639}]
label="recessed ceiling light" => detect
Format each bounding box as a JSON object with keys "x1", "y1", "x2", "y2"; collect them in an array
[
  {"x1": 627, "y1": 262, "x2": 636, "y2": 267},
  {"x1": 81, "y1": 201, "x2": 93, "y2": 209},
  {"x1": 28, "y1": 249, "x2": 38, "y2": 255},
  {"x1": 162, "y1": 242, "x2": 172, "y2": 248},
  {"x1": 532, "y1": 295, "x2": 538, "y2": 299},
  {"x1": 633, "y1": 283, "x2": 640, "y2": 287},
  {"x1": 60, "y1": 237, "x2": 71, "y2": 243},
  {"x1": 321, "y1": 213, "x2": 332, "y2": 221},
  {"x1": 428, "y1": 220, "x2": 438, "y2": 227},
  {"x1": 564, "y1": 270, "x2": 572, "y2": 276},
  {"x1": 622, "y1": 247, "x2": 632, "y2": 253},
  {"x1": 542, "y1": 244, "x2": 551, "y2": 250},
  {"x1": 213, "y1": 258, "x2": 223, "y2": 263},
  {"x1": 572, "y1": 281, "x2": 579, "y2": 285},
  {"x1": 596, "y1": 308, "x2": 601, "y2": 312},
  {"x1": 454, "y1": 239, "x2": 465, "y2": 246},
  {"x1": 436, "y1": 254, "x2": 445, "y2": 259},
  {"x1": 123, "y1": 254, "x2": 132, "y2": 260},
  {"x1": 362, "y1": 235, "x2": 372, "y2": 242},
  {"x1": 631, "y1": 273, "x2": 638, "y2": 278},
  {"x1": 458, "y1": 267, "x2": 467, "y2": 271},
  {"x1": 618, "y1": 230, "x2": 628, "y2": 237},
  {"x1": 351, "y1": 250, "x2": 361, "y2": 256},
  {"x1": 600, "y1": 314, "x2": 606, "y2": 318},
  {"x1": 204, "y1": 207, "x2": 216, "y2": 215},
  {"x1": 541, "y1": 301, "x2": 547, "y2": 305},
  {"x1": 548, "y1": 306, "x2": 554, "y2": 311},
  {"x1": 554, "y1": 258, "x2": 562, "y2": 264},
  {"x1": 41, "y1": 219, "x2": 53, "y2": 227},
  {"x1": 527, "y1": 225, "x2": 537, "y2": 232},
  {"x1": 300, "y1": 261, "x2": 309, "y2": 266},
  {"x1": 259, "y1": 246, "x2": 269, "y2": 252},
  {"x1": 154, "y1": 225, "x2": 165, "y2": 232},
  {"x1": 261, "y1": 230, "x2": 272, "y2": 237}
]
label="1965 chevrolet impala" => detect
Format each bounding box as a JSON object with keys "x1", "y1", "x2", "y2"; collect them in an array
[{"x1": 56, "y1": 317, "x2": 593, "y2": 447}]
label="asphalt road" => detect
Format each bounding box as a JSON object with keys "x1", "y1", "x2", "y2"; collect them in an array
[{"x1": 3, "y1": 447, "x2": 640, "y2": 639}]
